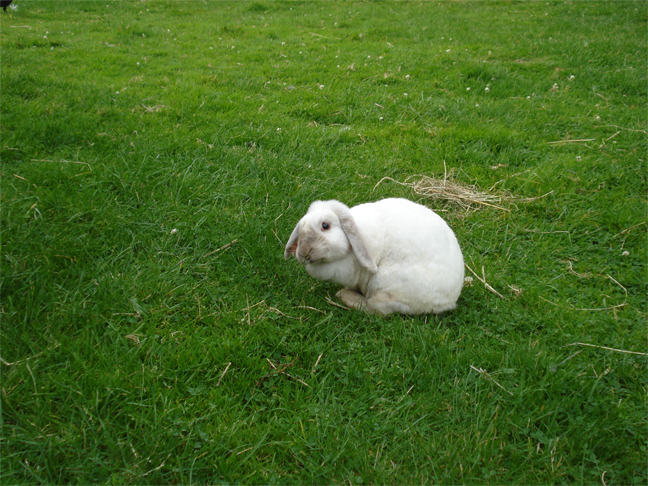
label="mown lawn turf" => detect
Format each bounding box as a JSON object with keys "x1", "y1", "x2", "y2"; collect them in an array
[{"x1": 1, "y1": 1, "x2": 646, "y2": 484}]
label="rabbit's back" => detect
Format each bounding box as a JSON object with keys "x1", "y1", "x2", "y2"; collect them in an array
[{"x1": 351, "y1": 198, "x2": 464, "y2": 313}]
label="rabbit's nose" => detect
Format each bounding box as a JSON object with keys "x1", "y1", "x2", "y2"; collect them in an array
[{"x1": 296, "y1": 243, "x2": 311, "y2": 261}]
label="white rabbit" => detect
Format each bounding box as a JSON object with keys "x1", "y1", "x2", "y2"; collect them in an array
[{"x1": 284, "y1": 198, "x2": 464, "y2": 316}]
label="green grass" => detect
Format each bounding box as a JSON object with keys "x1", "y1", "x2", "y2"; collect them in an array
[{"x1": 1, "y1": 1, "x2": 646, "y2": 484}]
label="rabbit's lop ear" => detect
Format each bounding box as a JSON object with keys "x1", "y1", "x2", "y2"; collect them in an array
[
  {"x1": 333, "y1": 205, "x2": 378, "y2": 274},
  {"x1": 284, "y1": 222, "x2": 301, "y2": 260}
]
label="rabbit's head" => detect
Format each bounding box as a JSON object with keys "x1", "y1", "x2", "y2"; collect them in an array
[{"x1": 284, "y1": 200, "x2": 377, "y2": 272}]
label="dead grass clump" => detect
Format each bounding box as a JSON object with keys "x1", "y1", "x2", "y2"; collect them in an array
[{"x1": 374, "y1": 168, "x2": 510, "y2": 212}]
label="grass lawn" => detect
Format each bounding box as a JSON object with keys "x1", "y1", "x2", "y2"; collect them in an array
[{"x1": 1, "y1": 0, "x2": 646, "y2": 483}]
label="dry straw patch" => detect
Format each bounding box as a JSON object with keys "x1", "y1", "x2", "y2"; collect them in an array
[
  {"x1": 374, "y1": 165, "x2": 549, "y2": 213},
  {"x1": 374, "y1": 168, "x2": 510, "y2": 212}
]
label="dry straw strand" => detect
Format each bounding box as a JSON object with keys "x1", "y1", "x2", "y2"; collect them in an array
[
  {"x1": 216, "y1": 362, "x2": 232, "y2": 387},
  {"x1": 564, "y1": 342, "x2": 647, "y2": 356},
  {"x1": 465, "y1": 263, "x2": 505, "y2": 299},
  {"x1": 470, "y1": 365, "x2": 514, "y2": 396}
]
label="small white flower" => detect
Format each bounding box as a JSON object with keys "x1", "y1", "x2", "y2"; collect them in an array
[
  {"x1": 475, "y1": 103, "x2": 479, "y2": 107},
  {"x1": 142, "y1": 34, "x2": 145, "y2": 38},
  {"x1": 595, "y1": 115, "x2": 601, "y2": 120},
  {"x1": 622, "y1": 251, "x2": 629, "y2": 256},
  {"x1": 379, "y1": 116, "x2": 384, "y2": 121},
  {"x1": 136, "y1": 62, "x2": 140, "y2": 65},
  {"x1": 552, "y1": 83, "x2": 559, "y2": 91},
  {"x1": 44, "y1": 35, "x2": 48, "y2": 39},
  {"x1": 576, "y1": 156, "x2": 582, "y2": 162},
  {"x1": 367, "y1": 55, "x2": 371, "y2": 58},
  {"x1": 231, "y1": 46, "x2": 235, "y2": 49},
  {"x1": 485, "y1": 87, "x2": 490, "y2": 92},
  {"x1": 527, "y1": 96, "x2": 531, "y2": 99},
  {"x1": 115, "y1": 91, "x2": 120, "y2": 94},
  {"x1": 403, "y1": 93, "x2": 408, "y2": 97},
  {"x1": 445, "y1": 49, "x2": 451, "y2": 53},
  {"x1": 569, "y1": 75, "x2": 575, "y2": 80},
  {"x1": 281, "y1": 42, "x2": 285, "y2": 45},
  {"x1": 276, "y1": 128, "x2": 282, "y2": 132},
  {"x1": 170, "y1": 228, "x2": 178, "y2": 235},
  {"x1": 319, "y1": 84, "x2": 325, "y2": 89},
  {"x1": 405, "y1": 74, "x2": 411, "y2": 80},
  {"x1": 464, "y1": 276, "x2": 474, "y2": 286},
  {"x1": 466, "y1": 87, "x2": 471, "y2": 91}
]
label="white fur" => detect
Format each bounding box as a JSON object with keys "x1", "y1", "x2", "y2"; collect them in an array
[{"x1": 284, "y1": 198, "x2": 464, "y2": 316}]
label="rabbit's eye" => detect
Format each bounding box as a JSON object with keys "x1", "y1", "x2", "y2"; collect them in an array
[{"x1": 321, "y1": 222, "x2": 330, "y2": 231}]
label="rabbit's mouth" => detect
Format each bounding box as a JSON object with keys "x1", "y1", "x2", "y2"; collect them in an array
[{"x1": 299, "y1": 252, "x2": 322, "y2": 265}]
